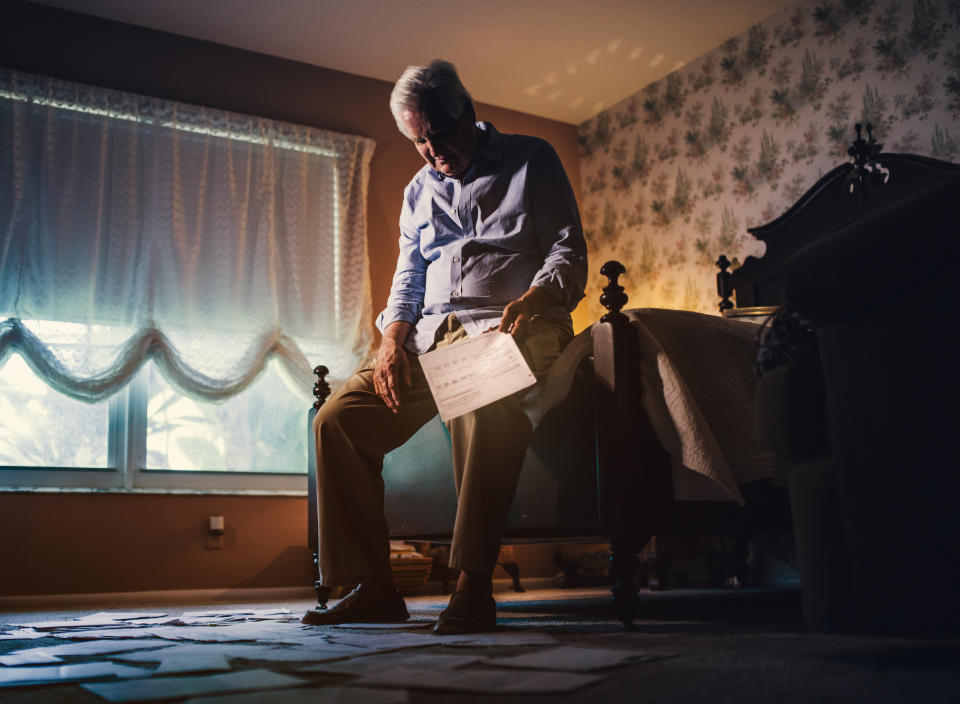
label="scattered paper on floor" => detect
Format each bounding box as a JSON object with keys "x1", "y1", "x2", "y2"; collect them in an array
[
  {"x1": 8, "y1": 638, "x2": 177, "y2": 658},
  {"x1": 490, "y1": 645, "x2": 663, "y2": 671},
  {"x1": 433, "y1": 631, "x2": 559, "y2": 647},
  {"x1": 81, "y1": 668, "x2": 305, "y2": 703},
  {"x1": 6, "y1": 613, "x2": 167, "y2": 630},
  {"x1": 0, "y1": 662, "x2": 151, "y2": 688},
  {"x1": 326, "y1": 620, "x2": 433, "y2": 630},
  {"x1": 0, "y1": 628, "x2": 47, "y2": 640},
  {"x1": 350, "y1": 665, "x2": 605, "y2": 694},
  {"x1": 185, "y1": 686, "x2": 407, "y2": 704},
  {"x1": 113, "y1": 643, "x2": 363, "y2": 664},
  {"x1": 114, "y1": 644, "x2": 289, "y2": 663},
  {"x1": 322, "y1": 632, "x2": 440, "y2": 652},
  {"x1": 0, "y1": 650, "x2": 63, "y2": 666},
  {"x1": 53, "y1": 623, "x2": 311, "y2": 644},
  {"x1": 179, "y1": 609, "x2": 291, "y2": 620},
  {"x1": 52, "y1": 628, "x2": 175, "y2": 641},
  {"x1": 302, "y1": 653, "x2": 485, "y2": 675},
  {"x1": 154, "y1": 654, "x2": 232, "y2": 674},
  {"x1": 230, "y1": 645, "x2": 365, "y2": 663}
]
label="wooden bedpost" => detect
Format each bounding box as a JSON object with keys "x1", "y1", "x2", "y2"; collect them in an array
[
  {"x1": 716, "y1": 254, "x2": 734, "y2": 313},
  {"x1": 306, "y1": 365, "x2": 332, "y2": 612},
  {"x1": 593, "y1": 261, "x2": 672, "y2": 629}
]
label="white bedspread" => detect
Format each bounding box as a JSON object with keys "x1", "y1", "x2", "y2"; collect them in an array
[{"x1": 525, "y1": 308, "x2": 782, "y2": 505}]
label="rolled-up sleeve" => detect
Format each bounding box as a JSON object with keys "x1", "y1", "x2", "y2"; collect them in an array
[
  {"x1": 528, "y1": 144, "x2": 588, "y2": 312},
  {"x1": 376, "y1": 195, "x2": 429, "y2": 333}
]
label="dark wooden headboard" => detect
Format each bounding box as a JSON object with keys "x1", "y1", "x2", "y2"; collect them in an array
[{"x1": 718, "y1": 124, "x2": 960, "y2": 311}]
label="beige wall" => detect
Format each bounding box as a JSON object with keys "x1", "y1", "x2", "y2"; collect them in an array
[{"x1": 0, "y1": 1, "x2": 585, "y2": 597}]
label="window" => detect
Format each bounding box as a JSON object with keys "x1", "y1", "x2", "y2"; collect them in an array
[
  {"x1": 0, "y1": 337, "x2": 313, "y2": 491},
  {"x1": 0, "y1": 352, "x2": 111, "y2": 470},
  {"x1": 0, "y1": 70, "x2": 374, "y2": 491}
]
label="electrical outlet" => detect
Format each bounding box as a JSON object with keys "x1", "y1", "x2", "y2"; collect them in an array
[
  {"x1": 207, "y1": 515, "x2": 225, "y2": 550},
  {"x1": 209, "y1": 515, "x2": 225, "y2": 536}
]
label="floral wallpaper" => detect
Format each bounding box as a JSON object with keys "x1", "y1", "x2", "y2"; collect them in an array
[{"x1": 578, "y1": 0, "x2": 960, "y2": 318}]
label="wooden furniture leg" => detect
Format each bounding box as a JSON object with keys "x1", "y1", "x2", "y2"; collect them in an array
[
  {"x1": 306, "y1": 366, "x2": 332, "y2": 612},
  {"x1": 594, "y1": 262, "x2": 673, "y2": 629},
  {"x1": 610, "y1": 535, "x2": 650, "y2": 629},
  {"x1": 500, "y1": 561, "x2": 525, "y2": 593}
]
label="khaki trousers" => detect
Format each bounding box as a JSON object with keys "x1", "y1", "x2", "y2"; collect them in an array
[{"x1": 313, "y1": 314, "x2": 571, "y2": 586}]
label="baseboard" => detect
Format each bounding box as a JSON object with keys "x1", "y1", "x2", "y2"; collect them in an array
[
  {"x1": 0, "y1": 577, "x2": 564, "y2": 611},
  {"x1": 0, "y1": 585, "x2": 316, "y2": 611}
]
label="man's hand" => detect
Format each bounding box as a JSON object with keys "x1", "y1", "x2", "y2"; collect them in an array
[
  {"x1": 498, "y1": 286, "x2": 553, "y2": 339},
  {"x1": 374, "y1": 322, "x2": 413, "y2": 413}
]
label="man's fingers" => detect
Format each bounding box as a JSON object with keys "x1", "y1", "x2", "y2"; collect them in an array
[
  {"x1": 505, "y1": 313, "x2": 527, "y2": 338},
  {"x1": 498, "y1": 312, "x2": 518, "y2": 333},
  {"x1": 373, "y1": 368, "x2": 399, "y2": 413},
  {"x1": 385, "y1": 372, "x2": 398, "y2": 409}
]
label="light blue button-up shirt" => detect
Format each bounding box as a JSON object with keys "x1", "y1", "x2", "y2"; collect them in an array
[{"x1": 376, "y1": 123, "x2": 587, "y2": 355}]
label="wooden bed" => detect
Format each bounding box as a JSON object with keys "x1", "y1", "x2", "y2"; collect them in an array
[
  {"x1": 719, "y1": 123, "x2": 960, "y2": 311},
  {"x1": 304, "y1": 125, "x2": 954, "y2": 629},
  {"x1": 305, "y1": 261, "x2": 789, "y2": 628},
  {"x1": 721, "y1": 124, "x2": 960, "y2": 634}
]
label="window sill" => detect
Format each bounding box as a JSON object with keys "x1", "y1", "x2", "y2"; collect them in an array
[{"x1": 0, "y1": 486, "x2": 308, "y2": 497}]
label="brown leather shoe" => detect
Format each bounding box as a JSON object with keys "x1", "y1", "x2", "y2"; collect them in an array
[
  {"x1": 301, "y1": 583, "x2": 408, "y2": 625},
  {"x1": 433, "y1": 590, "x2": 496, "y2": 635}
]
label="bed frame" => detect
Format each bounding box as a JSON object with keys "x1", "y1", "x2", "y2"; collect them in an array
[
  {"x1": 717, "y1": 123, "x2": 960, "y2": 312},
  {"x1": 305, "y1": 259, "x2": 790, "y2": 629},
  {"x1": 302, "y1": 125, "x2": 922, "y2": 629},
  {"x1": 722, "y1": 124, "x2": 960, "y2": 634}
]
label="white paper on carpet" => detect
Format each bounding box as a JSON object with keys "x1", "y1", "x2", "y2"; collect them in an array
[
  {"x1": 302, "y1": 653, "x2": 484, "y2": 675},
  {"x1": 154, "y1": 654, "x2": 232, "y2": 674},
  {"x1": 350, "y1": 665, "x2": 604, "y2": 694},
  {"x1": 8, "y1": 638, "x2": 177, "y2": 658},
  {"x1": 0, "y1": 650, "x2": 63, "y2": 666},
  {"x1": 185, "y1": 686, "x2": 408, "y2": 704},
  {"x1": 0, "y1": 662, "x2": 151, "y2": 687},
  {"x1": 81, "y1": 668, "x2": 305, "y2": 702},
  {"x1": 113, "y1": 643, "x2": 363, "y2": 664},
  {"x1": 490, "y1": 645, "x2": 663, "y2": 671},
  {"x1": 0, "y1": 628, "x2": 47, "y2": 640}
]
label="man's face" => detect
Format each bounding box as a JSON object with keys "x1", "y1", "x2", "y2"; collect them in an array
[{"x1": 400, "y1": 102, "x2": 477, "y2": 179}]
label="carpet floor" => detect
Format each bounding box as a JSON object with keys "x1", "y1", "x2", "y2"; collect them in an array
[{"x1": 1, "y1": 586, "x2": 958, "y2": 703}]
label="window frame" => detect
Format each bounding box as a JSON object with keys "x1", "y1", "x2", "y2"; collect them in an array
[
  {"x1": 0, "y1": 362, "x2": 310, "y2": 494},
  {"x1": 0, "y1": 70, "x2": 372, "y2": 495}
]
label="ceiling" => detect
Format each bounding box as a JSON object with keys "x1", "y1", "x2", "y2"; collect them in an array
[{"x1": 32, "y1": 0, "x2": 794, "y2": 125}]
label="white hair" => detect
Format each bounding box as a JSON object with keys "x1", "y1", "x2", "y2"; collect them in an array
[{"x1": 389, "y1": 59, "x2": 474, "y2": 138}]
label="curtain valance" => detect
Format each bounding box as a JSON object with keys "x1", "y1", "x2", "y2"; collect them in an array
[{"x1": 0, "y1": 69, "x2": 375, "y2": 402}]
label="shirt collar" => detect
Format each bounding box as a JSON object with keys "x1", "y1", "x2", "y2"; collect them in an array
[
  {"x1": 473, "y1": 121, "x2": 503, "y2": 164},
  {"x1": 429, "y1": 121, "x2": 502, "y2": 181}
]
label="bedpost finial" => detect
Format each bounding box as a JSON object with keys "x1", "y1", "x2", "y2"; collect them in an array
[
  {"x1": 599, "y1": 260, "x2": 628, "y2": 322},
  {"x1": 716, "y1": 254, "x2": 734, "y2": 313},
  {"x1": 313, "y1": 365, "x2": 331, "y2": 409},
  {"x1": 846, "y1": 122, "x2": 886, "y2": 200}
]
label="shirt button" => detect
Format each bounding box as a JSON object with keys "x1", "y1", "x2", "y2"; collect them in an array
[{"x1": 453, "y1": 256, "x2": 459, "y2": 262}]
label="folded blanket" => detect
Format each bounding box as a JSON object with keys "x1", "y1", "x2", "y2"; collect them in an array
[{"x1": 526, "y1": 308, "x2": 781, "y2": 504}]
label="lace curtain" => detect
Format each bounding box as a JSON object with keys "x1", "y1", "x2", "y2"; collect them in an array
[{"x1": 0, "y1": 69, "x2": 375, "y2": 403}]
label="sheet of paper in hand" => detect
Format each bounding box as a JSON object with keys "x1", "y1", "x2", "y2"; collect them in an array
[{"x1": 419, "y1": 331, "x2": 536, "y2": 422}]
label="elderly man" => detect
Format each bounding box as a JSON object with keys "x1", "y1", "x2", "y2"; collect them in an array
[{"x1": 305, "y1": 60, "x2": 586, "y2": 634}]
